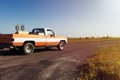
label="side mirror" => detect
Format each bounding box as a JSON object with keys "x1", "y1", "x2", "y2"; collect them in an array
[
  {"x1": 29, "y1": 32, "x2": 32, "y2": 34},
  {"x1": 50, "y1": 34, "x2": 55, "y2": 37}
]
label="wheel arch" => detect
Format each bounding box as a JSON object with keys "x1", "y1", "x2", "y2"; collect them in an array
[
  {"x1": 23, "y1": 41, "x2": 35, "y2": 46},
  {"x1": 59, "y1": 40, "x2": 67, "y2": 45}
]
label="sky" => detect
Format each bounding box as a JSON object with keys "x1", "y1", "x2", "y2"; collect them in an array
[{"x1": 0, "y1": 0, "x2": 120, "y2": 37}]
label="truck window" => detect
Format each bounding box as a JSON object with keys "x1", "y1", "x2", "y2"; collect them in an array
[
  {"x1": 47, "y1": 29, "x2": 55, "y2": 36},
  {"x1": 32, "y1": 29, "x2": 45, "y2": 35}
]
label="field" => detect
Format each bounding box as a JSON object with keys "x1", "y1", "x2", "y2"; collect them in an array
[
  {"x1": 68, "y1": 37, "x2": 120, "y2": 42},
  {"x1": 0, "y1": 38, "x2": 120, "y2": 80},
  {"x1": 79, "y1": 43, "x2": 120, "y2": 80}
]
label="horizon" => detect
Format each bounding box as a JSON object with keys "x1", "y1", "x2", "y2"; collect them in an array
[{"x1": 0, "y1": 0, "x2": 120, "y2": 37}]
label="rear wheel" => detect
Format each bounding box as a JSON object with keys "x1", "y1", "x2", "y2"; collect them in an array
[
  {"x1": 23, "y1": 43, "x2": 34, "y2": 55},
  {"x1": 57, "y1": 41, "x2": 65, "y2": 51}
]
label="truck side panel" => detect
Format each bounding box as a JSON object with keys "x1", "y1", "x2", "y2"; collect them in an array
[
  {"x1": 46, "y1": 36, "x2": 67, "y2": 46},
  {"x1": 12, "y1": 34, "x2": 46, "y2": 46}
]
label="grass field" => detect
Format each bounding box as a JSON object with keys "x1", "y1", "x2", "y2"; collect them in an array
[
  {"x1": 68, "y1": 37, "x2": 120, "y2": 43},
  {"x1": 78, "y1": 43, "x2": 120, "y2": 80},
  {"x1": 68, "y1": 37, "x2": 120, "y2": 80}
]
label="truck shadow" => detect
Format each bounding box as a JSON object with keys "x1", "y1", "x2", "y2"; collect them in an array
[
  {"x1": 0, "y1": 48, "x2": 58, "y2": 56},
  {"x1": 35, "y1": 48, "x2": 58, "y2": 52},
  {"x1": 0, "y1": 50, "x2": 19, "y2": 56},
  {"x1": 0, "y1": 49, "x2": 27, "y2": 56}
]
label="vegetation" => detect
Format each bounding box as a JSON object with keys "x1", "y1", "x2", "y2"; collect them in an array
[
  {"x1": 79, "y1": 44, "x2": 120, "y2": 80},
  {"x1": 68, "y1": 36, "x2": 120, "y2": 43}
]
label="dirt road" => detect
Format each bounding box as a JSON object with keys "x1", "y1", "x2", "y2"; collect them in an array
[{"x1": 0, "y1": 40, "x2": 120, "y2": 80}]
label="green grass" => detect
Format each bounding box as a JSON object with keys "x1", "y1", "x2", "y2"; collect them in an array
[{"x1": 79, "y1": 44, "x2": 120, "y2": 80}]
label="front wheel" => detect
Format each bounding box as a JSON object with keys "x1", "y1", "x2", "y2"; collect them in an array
[
  {"x1": 57, "y1": 41, "x2": 65, "y2": 51},
  {"x1": 23, "y1": 43, "x2": 34, "y2": 55}
]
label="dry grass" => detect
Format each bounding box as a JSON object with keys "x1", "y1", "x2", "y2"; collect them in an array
[
  {"x1": 79, "y1": 44, "x2": 120, "y2": 80},
  {"x1": 68, "y1": 37, "x2": 120, "y2": 43}
]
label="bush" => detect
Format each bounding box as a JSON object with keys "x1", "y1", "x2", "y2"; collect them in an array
[{"x1": 79, "y1": 44, "x2": 120, "y2": 80}]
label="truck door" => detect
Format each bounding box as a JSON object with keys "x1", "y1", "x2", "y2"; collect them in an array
[
  {"x1": 46, "y1": 29, "x2": 58, "y2": 46},
  {"x1": 32, "y1": 29, "x2": 46, "y2": 46}
]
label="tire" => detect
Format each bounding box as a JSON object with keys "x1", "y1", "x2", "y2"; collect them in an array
[
  {"x1": 23, "y1": 43, "x2": 34, "y2": 55},
  {"x1": 57, "y1": 41, "x2": 65, "y2": 51}
]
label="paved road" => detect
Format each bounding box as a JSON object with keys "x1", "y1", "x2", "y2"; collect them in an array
[{"x1": 0, "y1": 40, "x2": 120, "y2": 80}]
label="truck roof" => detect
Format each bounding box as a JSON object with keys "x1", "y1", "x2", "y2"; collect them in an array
[{"x1": 33, "y1": 28, "x2": 52, "y2": 30}]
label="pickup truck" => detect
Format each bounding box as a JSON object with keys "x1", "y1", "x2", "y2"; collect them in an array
[{"x1": 0, "y1": 27, "x2": 67, "y2": 55}]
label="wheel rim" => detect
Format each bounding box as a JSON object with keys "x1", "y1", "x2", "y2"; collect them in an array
[
  {"x1": 26, "y1": 45, "x2": 33, "y2": 53},
  {"x1": 60, "y1": 42, "x2": 65, "y2": 50}
]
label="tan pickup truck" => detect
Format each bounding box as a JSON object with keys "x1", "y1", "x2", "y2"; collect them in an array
[{"x1": 0, "y1": 26, "x2": 67, "y2": 55}]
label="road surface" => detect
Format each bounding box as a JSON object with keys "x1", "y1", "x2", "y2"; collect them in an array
[{"x1": 0, "y1": 40, "x2": 120, "y2": 80}]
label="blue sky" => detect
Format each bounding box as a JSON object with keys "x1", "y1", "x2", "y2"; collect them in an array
[{"x1": 0, "y1": 0, "x2": 120, "y2": 37}]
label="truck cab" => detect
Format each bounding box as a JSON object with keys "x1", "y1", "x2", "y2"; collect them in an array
[{"x1": 31, "y1": 28, "x2": 55, "y2": 36}]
